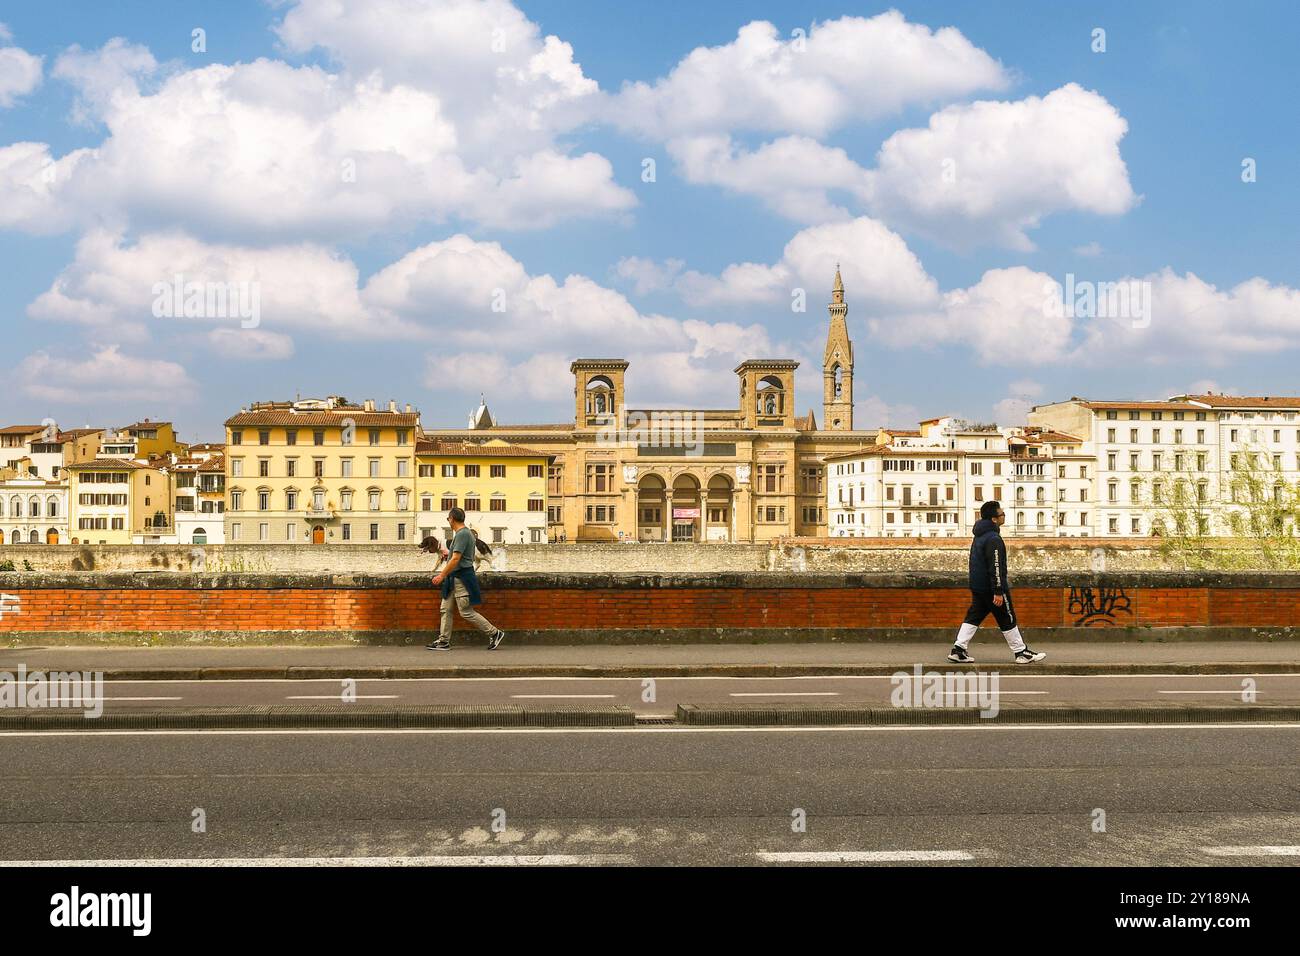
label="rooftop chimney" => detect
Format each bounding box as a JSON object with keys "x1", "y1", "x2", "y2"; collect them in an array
[
  {"x1": 364, "y1": 399, "x2": 375, "y2": 412},
  {"x1": 388, "y1": 399, "x2": 397, "y2": 413}
]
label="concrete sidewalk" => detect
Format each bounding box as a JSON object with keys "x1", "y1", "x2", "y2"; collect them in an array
[{"x1": 1, "y1": 641, "x2": 1297, "y2": 678}]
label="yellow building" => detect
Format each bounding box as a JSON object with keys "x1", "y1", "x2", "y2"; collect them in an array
[
  {"x1": 102, "y1": 420, "x2": 187, "y2": 460},
  {"x1": 414, "y1": 438, "x2": 552, "y2": 545},
  {"x1": 223, "y1": 397, "x2": 419, "y2": 545},
  {"x1": 66, "y1": 460, "x2": 173, "y2": 545},
  {"x1": 420, "y1": 269, "x2": 877, "y2": 542}
]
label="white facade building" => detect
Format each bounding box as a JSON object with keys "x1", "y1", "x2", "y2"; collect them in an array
[
  {"x1": 0, "y1": 475, "x2": 69, "y2": 545},
  {"x1": 826, "y1": 417, "x2": 1092, "y2": 538}
]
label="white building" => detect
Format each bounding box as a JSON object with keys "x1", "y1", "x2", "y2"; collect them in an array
[
  {"x1": 0, "y1": 424, "x2": 48, "y2": 473},
  {"x1": 826, "y1": 417, "x2": 1092, "y2": 538},
  {"x1": 0, "y1": 475, "x2": 69, "y2": 545},
  {"x1": 173, "y1": 454, "x2": 226, "y2": 544},
  {"x1": 1029, "y1": 398, "x2": 1220, "y2": 537}
]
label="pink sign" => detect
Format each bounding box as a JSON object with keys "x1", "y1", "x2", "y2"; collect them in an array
[{"x1": 672, "y1": 508, "x2": 700, "y2": 519}]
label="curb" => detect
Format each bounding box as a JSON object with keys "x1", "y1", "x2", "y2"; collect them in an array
[
  {"x1": 675, "y1": 702, "x2": 1300, "y2": 726},
  {"x1": 38, "y1": 661, "x2": 1300, "y2": 681},
  {"x1": 0, "y1": 704, "x2": 636, "y2": 731}
]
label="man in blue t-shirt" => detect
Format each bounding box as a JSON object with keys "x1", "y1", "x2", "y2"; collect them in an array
[{"x1": 424, "y1": 508, "x2": 505, "y2": 651}]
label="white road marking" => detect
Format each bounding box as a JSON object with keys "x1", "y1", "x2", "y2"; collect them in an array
[
  {"x1": 284, "y1": 695, "x2": 400, "y2": 700},
  {"x1": 1159, "y1": 690, "x2": 1257, "y2": 695},
  {"x1": 729, "y1": 692, "x2": 840, "y2": 698},
  {"x1": 758, "y1": 850, "x2": 974, "y2": 863},
  {"x1": 948, "y1": 691, "x2": 1047, "y2": 696},
  {"x1": 0, "y1": 723, "x2": 1297, "y2": 739},
  {"x1": 88, "y1": 697, "x2": 183, "y2": 702},
  {"x1": 0, "y1": 854, "x2": 634, "y2": 867},
  {"x1": 1202, "y1": 846, "x2": 1300, "y2": 857},
  {"x1": 84, "y1": 673, "x2": 1300, "y2": 684},
  {"x1": 510, "y1": 694, "x2": 617, "y2": 699}
]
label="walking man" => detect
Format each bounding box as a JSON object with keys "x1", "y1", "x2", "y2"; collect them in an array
[
  {"x1": 948, "y1": 500, "x2": 1046, "y2": 664},
  {"x1": 424, "y1": 508, "x2": 506, "y2": 651}
]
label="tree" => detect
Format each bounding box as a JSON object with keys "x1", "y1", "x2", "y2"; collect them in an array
[{"x1": 1141, "y1": 441, "x2": 1300, "y2": 569}]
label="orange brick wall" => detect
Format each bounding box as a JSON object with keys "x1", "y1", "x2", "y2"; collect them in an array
[{"x1": 0, "y1": 581, "x2": 1294, "y2": 634}]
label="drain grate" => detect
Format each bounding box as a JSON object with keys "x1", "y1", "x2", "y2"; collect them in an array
[{"x1": 634, "y1": 713, "x2": 677, "y2": 726}]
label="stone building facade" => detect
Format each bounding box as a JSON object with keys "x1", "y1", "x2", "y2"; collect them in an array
[{"x1": 421, "y1": 271, "x2": 878, "y2": 543}]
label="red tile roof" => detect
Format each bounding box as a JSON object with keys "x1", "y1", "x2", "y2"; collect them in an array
[
  {"x1": 1176, "y1": 394, "x2": 1300, "y2": 408},
  {"x1": 66, "y1": 459, "x2": 153, "y2": 471},
  {"x1": 1081, "y1": 401, "x2": 1198, "y2": 411}
]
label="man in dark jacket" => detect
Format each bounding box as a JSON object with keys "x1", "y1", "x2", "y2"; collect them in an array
[{"x1": 948, "y1": 500, "x2": 1046, "y2": 663}]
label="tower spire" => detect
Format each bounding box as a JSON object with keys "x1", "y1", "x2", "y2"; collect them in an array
[{"x1": 822, "y1": 266, "x2": 854, "y2": 431}]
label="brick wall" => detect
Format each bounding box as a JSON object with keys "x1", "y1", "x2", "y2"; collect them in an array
[{"x1": 2, "y1": 571, "x2": 1299, "y2": 644}]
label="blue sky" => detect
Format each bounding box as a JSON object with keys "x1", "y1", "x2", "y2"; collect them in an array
[{"x1": 0, "y1": 0, "x2": 1296, "y2": 443}]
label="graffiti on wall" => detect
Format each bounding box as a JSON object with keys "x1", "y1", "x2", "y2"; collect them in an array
[
  {"x1": 1068, "y1": 586, "x2": 1132, "y2": 627},
  {"x1": 0, "y1": 593, "x2": 20, "y2": 618}
]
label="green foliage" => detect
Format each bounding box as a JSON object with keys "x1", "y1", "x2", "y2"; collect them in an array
[{"x1": 1140, "y1": 442, "x2": 1300, "y2": 570}]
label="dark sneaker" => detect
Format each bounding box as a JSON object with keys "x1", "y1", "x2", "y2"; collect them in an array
[
  {"x1": 425, "y1": 639, "x2": 451, "y2": 651},
  {"x1": 1014, "y1": 648, "x2": 1046, "y2": 663},
  {"x1": 487, "y1": 630, "x2": 506, "y2": 650},
  {"x1": 947, "y1": 645, "x2": 975, "y2": 664}
]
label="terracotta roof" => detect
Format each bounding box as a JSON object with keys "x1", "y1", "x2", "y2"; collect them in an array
[
  {"x1": 122, "y1": 421, "x2": 172, "y2": 430},
  {"x1": 1033, "y1": 430, "x2": 1082, "y2": 443},
  {"x1": 0, "y1": 425, "x2": 45, "y2": 435},
  {"x1": 198, "y1": 455, "x2": 225, "y2": 472},
  {"x1": 879, "y1": 428, "x2": 921, "y2": 437},
  {"x1": 416, "y1": 439, "x2": 552, "y2": 459},
  {"x1": 226, "y1": 410, "x2": 420, "y2": 427},
  {"x1": 56, "y1": 428, "x2": 104, "y2": 441},
  {"x1": 66, "y1": 459, "x2": 153, "y2": 471},
  {"x1": 1081, "y1": 401, "x2": 1199, "y2": 411},
  {"x1": 1175, "y1": 394, "x2": 1300, "y2": 409}
]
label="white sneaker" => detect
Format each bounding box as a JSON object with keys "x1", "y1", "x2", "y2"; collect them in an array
[{"x1": 1014, "y1": 648, "x2": 1046, "y2": 663}]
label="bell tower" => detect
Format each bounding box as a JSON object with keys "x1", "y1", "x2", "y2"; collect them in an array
[{"x1": 823, "y1": 265, "x2": 854, "y2": 430}]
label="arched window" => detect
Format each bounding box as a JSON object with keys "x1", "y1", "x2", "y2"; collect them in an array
[
  {"x1": 756, "y1": 376, "x2": 785, "y2": 417},
  {"x1": 8, "y1": 530, "x2": 18, "y2": 545},
  {"x1": 28, "y1": 530, "x2": 39, "y2": 543},
  {"x1": 1036, "y1": 511, "x2": 1045, "y2": 529},
  {"x1": 1036, "y1": 487, "x2": 1045, "y2": 504},
  {"x1": 1015, "y1": 487, "x2": 1025, "y2": 504},
  {"x1": 584, "y1": 376, "x2": 614, "y2": 417},
  {"x1": 10, "y1": 496, "x2": 21, "y2": 518},
  {"x1": 832, "y1": 365, "x2": 843, "y2": 399},
  {"x1": 47, "y1": 497, "x2": 58, "y2": 517},
  {"x1": 1016, "y1": 511, "x2": 1024, "y2": 527},
  {"x1": 192, "y1": 528, "x2": 207, "y2": 544}
]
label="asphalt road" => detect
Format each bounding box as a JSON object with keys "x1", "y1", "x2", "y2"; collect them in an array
[
  {"x1": 2, "y1": 725, "x2": 1298, "y2": 866},
  {"x1": 32, "y1": 673, "x2": 1300, "y2": 713}
]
